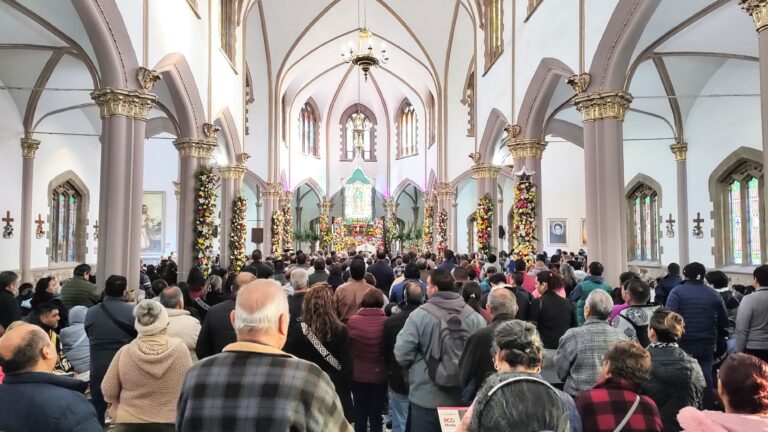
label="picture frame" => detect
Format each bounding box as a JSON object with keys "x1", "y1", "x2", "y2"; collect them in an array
[
  {"x1": 141, "y1": 191, "x2": 165, "y2": 257},
  {"x1": 548, "y1": 218, "x2": 568, "y2": 246}
]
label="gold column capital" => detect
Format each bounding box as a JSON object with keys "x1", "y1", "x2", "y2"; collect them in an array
[
  {"x1": 173, "y1": 138, "x2": 217, "y2": 159},
  {"x1": 424, "y1": 194, "x2": 437, "y2": 208},
  {"x1": 472, "y1": 163, "x2": 503, "y2": 179},
  {"x1": 279, "y1": 191, "x2": 293, "y2": 208},
  {"x1": 573, "y1": 91, "x2": 633, "y2": 122},
  {"x1": 383, "y1": 197, "x2": 398, "y2": 213},
  {"x1": 318, "y1": 198, "x2": 333, "y2": 214},
  {"x1": 670, "y1": 142, "x2": 688, "y2": 161},
  {"x1": 20, "y1": 138, "x2": 40, "y2": 159},
  {"x1": 741, "y1": 0, "x2": 768, "y2": 31},
  {"x1": 434, "y1": 182, "x2": 455, "y2": 200},
  {"x1": 507, "y1": 139, "x2": 547, "y2": 160},
  {"x1": 217, "y1": 164, "x2": 247, "y2": 179},
  {"x1": 137, "y1": 67, "x2": 162, "y2": 91},
  {"x1": 91, "y1": 88, "x2": 156, "y2": 120},
  {"x1": 263, "y1": 181, "x2": 284, "y2": 199}
]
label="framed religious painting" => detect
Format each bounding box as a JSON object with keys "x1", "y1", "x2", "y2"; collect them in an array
[
  {"x1": 581, "y1": 218, "x2": 587, "y2": 246},
  {"x1": 548, "y1": 218, "x2": 567, "y2": 246},
  {"x1": 141, "y1": 192, "x2": 165, "y2": 257}
]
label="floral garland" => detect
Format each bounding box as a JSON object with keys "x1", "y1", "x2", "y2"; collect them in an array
[
  {"x1": 194, "y1": 165, "x2": 219, "y2": 275},
  {"x1": 385, "y1": 213, "x2": 398, "y2": 251},
  {"x1": 373, "y1": 217, "x2": 385, "y2": 248},
  {"x1": 436, "y1": 209, "x2": 448, "y2": 258},
  {"x1": 229, "y1": 195, "x2": 248, "y2": 272},
  {"x1": 282, "y1": 206, "x2": 293, "y2": 250},
  {"x1": 271, "y1": 210, "x2": 284, "y2": 256},
  {"x1": 476, "y1": 194, "x2": 494, "y2": 254},
  {"x1": 512, "y1": 179, "x2": 537, "y2": 269},
  {"x1": 422, "y1": 204, "x2": 435, "y2": 253},
  {"x1": 332, "y1": 217, "x2": 345, "y2": 251},
  {"x1": 319, "y1": 213, "x2": 332, "y2": 251}
]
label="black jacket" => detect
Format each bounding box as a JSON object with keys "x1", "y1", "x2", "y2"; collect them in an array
[
  {"x1": 195, "y1": 299, "x2": 236, "y2": 360},
  {"x1": 459, "y1": 313, "x2": 516, "y2": 400},
  {"x1": 528, "y1": 290, "x2": 577, "y2": 349},
  {"x1": 382, "y1": 303, "x2": 419, "y2": 395},
  {"x1": 83, "y1": 297, "x2": 135, "y2": 388},
  {"x1": 367, "y1": 260, "x2": 395, "y2": 294},
  {"x1": 655, "y1": 274, "x2": 682, "y2": 306},
  {"x1": 480, "y1": 285, "x2": 532, "y2": 321},
  {"x1": 643, "y1": 343, "x2": 706, "y2": 432}
]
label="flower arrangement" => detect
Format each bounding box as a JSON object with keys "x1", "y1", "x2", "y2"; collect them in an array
[
  {"x1": 476, "y1": 194, "x2": 494, "y2": 254},
  {"x1": 512, "y1": 178, "x2": 537, "y2": 269},
  {"x1": 332, "y1": 217, "x2": 345, "y2": 251},
  {"x1": 271, "y1": 210, "x2": 283, "y2": 256},
  {"x1": 319, "y1": 213, "x2": 332, "y2": 251},
  {"x1": 422, "y1": 204, "x2": 434, "y2": 252},
  {"x1": 385, "y1": 212, "x2": 398, "y2": 251},
  {"x1": 193, "y1": 165, "x2": 219, "y2": 275},
  {"x1": 282, "y1": 206, "x2": 293, "y2": 250},
  {"x1": 372, "y1": 217, "x2": 385, "y2": 248},
  {"x1": 229, "y1": 194, "x2": 247, "y2": 272},
  {"x1": 436, "y1": 209, "x2": 448, "y2": 258}
]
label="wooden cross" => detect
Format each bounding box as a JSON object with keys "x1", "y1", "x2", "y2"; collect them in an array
[
  {"x1": 92, "y1": 220, "x2": 99, "y2": 241},
  {"x1": 35, "y1": 214, "x2": 44, "y2": 238},
  {"x1": 2, "y1": 211, "x2": 13, "y2": 225},
  {"x1": 692, "y1": 212, "x2": 705, "y2": 239},
  {"x1": 665, "y1": 214, "x2": 676, "y2": 226},
  {"x1": 2, "y1": 211, "x2": 13, "y2": 239},
  {"x1": 693, "y1": 212, "x2": 704, "y2": 227},
  {"x1": 665, "y1": 213, "x2": 676, "y2": 238}
]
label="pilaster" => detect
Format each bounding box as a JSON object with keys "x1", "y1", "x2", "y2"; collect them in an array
[
  {"x1": 670, "y1": 142, "x2": 690, "y2": 264},
  {"x1": 435, "y1": 182, "x2": 456, "y2": 251},
  {"x1": 261, "y1": 182, "x2": 284, "y2": 255},
  {"x1": 19, "y1": 137, "x2": 40, "y2": 283},
  {"x1": 217, "y1": 163, "x2": 247, "y2": 269}
]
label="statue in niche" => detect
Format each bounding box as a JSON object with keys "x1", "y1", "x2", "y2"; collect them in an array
[{"x1": 352, "y1": 187, "x2": 364, "y2": 216}]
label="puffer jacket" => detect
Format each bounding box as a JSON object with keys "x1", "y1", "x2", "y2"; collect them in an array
[
  {"x1": 348, "y1": 308, "x2": 388, "y2": 384},
  {"x1": 655, "y1": 274, "x2": 682, "y2": 306},
  {"x1": 644, "y1": 343, "x2": 706, "y2": 432},
  {"x1": 666, "y1": 281, "x2": 728, "y2": 346}
]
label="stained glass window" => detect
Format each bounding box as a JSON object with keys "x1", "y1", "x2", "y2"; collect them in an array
[
  {"x1": 730, "y1": 181, "x2": 743, "y2": 264},
  {"x1": 628, "y1": 185, "x2": 658, "y2": 262},
  {"x1": 634, "y1": 197, "x2": 642, "y2": 260},
  {"x1": 748, "y1": 177, "x2": 762, "y2": 265},
  {"x1": 50, "y1": 182, "x2": 82, "y2": 263},
  {"x1": 399, "y1": 103, "x2": 417, "y2": 158},
  {"x1": 345, "y1": 114, "x2": 372, "y2": 160},
  {"x1": 300, "y1": 102, "x2": 317, "y2": 156},
  {"x1": 483, "y1": 0, "x2": 504, "y2": 71}
]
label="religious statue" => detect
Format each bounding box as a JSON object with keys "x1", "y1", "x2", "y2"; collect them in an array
[{"x1": 352, "y1": 188, "x2": 364, "y2": 216}]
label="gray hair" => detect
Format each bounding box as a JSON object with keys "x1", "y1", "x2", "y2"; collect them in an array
[
  {"x1": 205, "y1": 275, "x2": 223, "y2": 293},
  {"x1": 234, "y1": 280, "x2": 287, "y2": 333},
  {"x1": 470, "y1": 372, "x2": 570, "y2": 432},
  {"x1": 585, "y1": 289, "x2": 613, "y2": 320},
  {"x1": 159, "y1": 286, "x2": 183, "y2": 309},
  {"x1": 290, "y1": 268, "x2": 309, "y2": 291},
  {"x1": 488, "y1": 289, "x2": 517, "y2": 316},
  {"x1": 492, "y1": 320, "x2": 542, "y2": 369}
]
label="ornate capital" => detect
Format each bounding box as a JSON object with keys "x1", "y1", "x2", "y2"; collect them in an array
[
  {"x1": 741, "y1": 0, "x2": 768, "y2": 31},
  {"x1": 318, "y1": 198, "x2": 333, "y2": 214},
  {"x1": 566, "y1": 73, "x2": 591, "y2": 94},
  {"x1": 424, "y1": 194, "x2": 437, "y2": 208},
  {"x1": 670, "y1": 142, "x2": 688, "y2": 161},
  {"x1": 572, "y1": 91, "x2": 633, "y2": 122},
  {"x1": 434, "y1": 182, "x2": 455, "y2": 200},
  {"x1": 383, "y1": 197, "x2": 398, "y2": 213},
  {"x1": 137, "y1": 67, "x2": 162, "y2": 91},
  {"x1": 91, "y1": 88, "x2": 156, "y2": 120},
  {"x1": 174, "y1": 138, "x2": 217, "y2": 159},
  {"x1": 507, "y1": 139, "x2": 547, "y2": 160},
  {"x1": 20, "y1": 138, "x2": 40, "y2": 159},
  {"x1": 263, "y1": 182, "x2": 284, "y2": 199},
  {"x1": 203, "y1": 123, "x2": 220, "y2": 140},
  {"x1": 279, "y1": 191, "x2": 293, "y2": 208},
  {"x1": 237, "y1": 152, "x2": 251, "y2": 164},
  {"x1": 472, "y1": 164, "x2": 502, "y2": 180},
  {"x1": 217, "y1": 164, "x2": 247, "y2": 179}
]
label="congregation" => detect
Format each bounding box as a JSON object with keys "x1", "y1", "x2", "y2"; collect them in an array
[{"x1": 0, "y1": 249, "x2": 767, "y2": 431}]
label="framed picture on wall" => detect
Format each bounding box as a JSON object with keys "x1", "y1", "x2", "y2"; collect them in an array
[
  {"x1": 581, "y1": 219, "x2": 587, "y2": 246},
  {"x1": 548, "y1": 219, "x2": 567, "y2": 246},
  {"x1": 141, "y1": 191, "x2": 165, "y2": 257}
]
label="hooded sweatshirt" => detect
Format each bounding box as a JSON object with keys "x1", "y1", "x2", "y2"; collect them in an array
[
  {"x1": 60, "y1": 305, "x2": 90, "y2": 373},
  {"x1": 101, "y1": 332, "x2": 192, "y2": 423}
]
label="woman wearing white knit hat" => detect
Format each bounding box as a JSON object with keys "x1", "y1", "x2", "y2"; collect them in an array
[{"x1": 101, "y1": 299, "x2": 193, "y2": 431}]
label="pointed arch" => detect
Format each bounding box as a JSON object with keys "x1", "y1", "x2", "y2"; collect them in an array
[
  {"x1": 47, "y1": 170, "x2": 91, "y2": 265},
  {"x1": 516, "y1": 58, "x2": 575, "y2": 140},
  {"x1": 393, "y1": 179, "x2": 423, "y2": 201},
  {"x1": 214, "y1": 107, "x2": 243, "y2": 163},
  {"x1": 293, "y1": 177, "x2": 324, "y2": 199},
  {"x1": 477, "y1": 108, "x2": 508, "y2": 164},
  {"x1": 154, "y1": 53, "x2": 206, "y2": 139},
  {"x1": 396, "y1": 98, "x2": 418, "y2": 158},
  {"x1": 299, "y1": 97, "x2": 320, "y2": 156},
  {"x1": 339, "y1": 104, "x2": 378, "y2": 161}
]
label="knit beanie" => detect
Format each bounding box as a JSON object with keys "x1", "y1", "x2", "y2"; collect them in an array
[{"x1": 134, "y1": 299, "x2": 169, "y2": 336}]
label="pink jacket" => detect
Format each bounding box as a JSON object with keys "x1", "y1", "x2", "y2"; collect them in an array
[{"x1": 678, "y1": 407, "x2": 768, "y2": 431}]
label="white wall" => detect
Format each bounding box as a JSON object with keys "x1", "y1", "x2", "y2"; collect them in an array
[
  {"x1": 540, "y1": 141, "x2": 586, "y2": 255},
  {"x1": 143, "y1": 137, "x2": 180, "y2": 257}
]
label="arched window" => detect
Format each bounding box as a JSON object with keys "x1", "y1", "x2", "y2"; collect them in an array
[
  {"x1": 397, "y1": 101, "x2": 418, "y2": 158},
  {"x1": 482, "y1": 0, "x2": 503, "y2": 72},
  {"x1": 627, "y1": 184, "x2": 659, "y2": 262},
  {"x1": 50, "y1": 181, "x2": 83, "y2": 263},
  {"x1": 722, "y1": 162, "x2": 763, "y2": 266},
  {"x1": 299, "y1": 101, "x2": 319, "y2": 156},
  {"x1": 340, "y1": 104, "x2": 377, "y2": 162}
]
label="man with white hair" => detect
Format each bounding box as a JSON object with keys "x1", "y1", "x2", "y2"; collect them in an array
[
  {"x1": 554, "y1": 289, "x2": 627, "y2": 396},
  {"x1": 160, "y1": 286, "x2": 201, "y2": 360},
  {"x1": 177, "y1": 279, "x2": 351, "y2": 431},
  {"x1": 285, "y1": 268, "x2": 309, "y2": 350}
]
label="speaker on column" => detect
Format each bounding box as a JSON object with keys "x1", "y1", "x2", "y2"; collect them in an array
[{"x1": 251, "y1": 228, "x2": 264, "y2": 244}]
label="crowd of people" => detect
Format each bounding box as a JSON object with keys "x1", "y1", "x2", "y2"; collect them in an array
[{"x1": 0, "y1": 248, "x2": 767, "y2": 431}]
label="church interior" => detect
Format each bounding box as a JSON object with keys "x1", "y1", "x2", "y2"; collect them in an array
[{"x1": 1, "y1": 0, "x2": 766, "y2": 288}]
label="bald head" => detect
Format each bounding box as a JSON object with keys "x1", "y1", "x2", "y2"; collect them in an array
[
  {"x1": 231, "y1": 279, "x2": 289, "y2": 348},
  {"x1": 487, "y1": 288, "x2": 518, "y2": 317},
  {"x1": 0, "y1": 323, "x2": 55, "y2": 374},
  {"x1": 404, "y1": 281, "x2": 425, "y2": 306},
  {"x1": 233, "y1": 272, "x2": 257, "y2": 295}
]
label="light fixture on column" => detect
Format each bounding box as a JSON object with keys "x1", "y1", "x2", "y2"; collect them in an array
[{"x1": 341, "y1": 0, "x2": 389, "y2": 81}]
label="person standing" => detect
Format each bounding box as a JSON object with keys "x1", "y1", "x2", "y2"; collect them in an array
[
  {"x1": 335, "y1": 259, "x2": 377, "y2": 323},
  {"x1": 26, "y1": 302, "x2": 72, "y2": 374},
  {"x1": 84, "y1": 275, "x2": 136, "y2": 425},
  {"x1": 59, "y1": 264, "x2": 99, "y2": 310},
  {"x1": 348, "y1": 288, "x2": 389, "y2": 432},
  {"x1": 308, "y1": 259, "x2": 329, "y2": 286},
  {"x1": 31, "y1": 277, "x2": 68, "y2": 329},
  {"x1": 195, "y1": 272, "x2": 256, "y2": 360},
  {"x1": 735, "y1": 264, "x2": 768, "y2": 362},
  {"x1": 570, "y1": 262, "x2": 613, "y2": 325},
  {"x1": 654, "y1": 263, "x2": 682, "y2": 307},
  {"x1": 159, "y1": 286, "x2": 201, "y2": 361},
  {"x1": 0, "y1": 271, "x2": 20, "y2": 337},
  {"x1": 368, "y1": 249, "x2": 395, "y2": 296}
]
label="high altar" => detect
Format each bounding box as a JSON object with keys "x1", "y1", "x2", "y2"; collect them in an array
[{"x1": 331, "y1": 164, "x2": 385, "y2": 252}]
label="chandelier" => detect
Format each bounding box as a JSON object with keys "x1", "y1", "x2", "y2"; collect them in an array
[{"x1": 341, "y1": 0, "x2": 388, "y2": 81}]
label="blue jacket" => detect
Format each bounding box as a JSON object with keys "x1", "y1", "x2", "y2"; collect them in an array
[
  {"x1": 0, "y1": 372, "x2": 101, "y2": 432},
  {"x1": 666, "y1": 280, "x2": 728, "y2": 346},
  {"x1": 655, "y1": 274, "x2": 682, "y2": 306},
  {"x1": 389, "y1": 279, "x2": 427, "y2": 304}
]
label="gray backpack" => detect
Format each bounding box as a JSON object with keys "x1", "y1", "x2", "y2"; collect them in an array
[{"x1": 421, "y1": 303, "x2": 475, "y2": 388}]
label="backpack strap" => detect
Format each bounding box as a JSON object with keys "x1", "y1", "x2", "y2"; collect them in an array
[
  {"x1": 100, "y1": 303, "x2": 138, "y2": 339},
  {"x1": 613, "y1": 395, "x2": 641, "y2": 432}
]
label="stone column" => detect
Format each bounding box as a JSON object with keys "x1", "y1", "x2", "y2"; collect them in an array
[
  {"x1": 91, "y1": 88, "x2": 156, "y2": 291},
  {"x1": 472, "y1": 164, "x2": 502, "y2": 253},
  {"x1": 435, "y1": 182, "x2": 456, "y2": 251},
  {"x1": 573, "y1": 91, "x2": 633, "y2": 284},
  {"x1": 670, "y1": 142, "x2": 689, "y2": 264},
  {"x1": 507, "y1": 139, "x2": 547, "y2": 253},
  {"x1": 217, "y1": 163, "x2": 247, "y2": 269},
  {"x1": 423, "y1": 194, "x2": 437, "y2": 252},
  {"x1": 741, "y1": 0, "x2": 768, "y2": 259},
  {"x1": 261, "y1": 182, "x2": 283, "y2": 255},
  {"x1": 19, "y1": 137, "x2": 40, "y2": 283}
]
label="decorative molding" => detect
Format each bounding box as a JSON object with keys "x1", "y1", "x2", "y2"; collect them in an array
[
  {"x1": 20, "y1": 138, "x2": 40, "y2": 159},
  {"x1": 202, "y1": 122, "x2": 221, "y2": 140},
  {"x1": 434, "y1": 182, "x2": 455, "y2": 200},
  {"x1": 263, "y1": 182, "x2": 284, "y2": 199},
  {"x1": 507, "y1": 139, "x2": 547, "y2": 160},
  {"x1": 468, "y1": 152, "x2": 482, "y2": 165},
  {"x1": 137, "y1": 67, "x2": 161, "y2": 91},
  {"x1": 217, "y1": 164, "x2": 247, "y2": 179},
  {"x1": 318, "y1": 198, "x2": 333, "y2": 214},
  {"x1": 173, "y1": 138, "x2": 217, "y2": 159},
  {"x1": 741, "y1": 0, "x2": 768, "y2": 32},
  {"x1": 572, "y1": 91, "x2": 633, "y2": 122},
  {"x1": 91, "y1": 88, "x2": 156, "y2": 120},
  {"x1": 237, "y1": 152, "x2": 251, "y2": 164},
  {"x1": 566, "y1": 73, "x2": 591, "y2": 94},
  {"x1": 670, "y1": 142, "x2": 688, "y2": 161},
  {"x1": 172, "y1": 180, "x2": 180, "y2": 198},
  {"x1": 502, "y1": 124, "x2": 521, "y2": 149},
  {"x1": 279, "y1": 191, "x2": 293, "y2": 208},
  {"x1": 472, "y1": 164, "x2": 502, "y2": 180}
]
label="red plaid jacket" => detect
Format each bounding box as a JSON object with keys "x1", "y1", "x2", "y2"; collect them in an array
[{"x1": 575, "y1": 376, "x2": 663, "y2": 432}]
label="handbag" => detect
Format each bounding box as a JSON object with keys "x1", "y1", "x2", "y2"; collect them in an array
[
  {"x1": 613, "y1": 395, "x2": 641, "y2": 432},
  {"x1": 301, "y1": 322, "x2": 341, "y2": 371}
]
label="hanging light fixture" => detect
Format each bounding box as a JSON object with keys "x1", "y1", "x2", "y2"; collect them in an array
[{"x1": 341, "y1": 0, "x2": 389, "y2": 81}]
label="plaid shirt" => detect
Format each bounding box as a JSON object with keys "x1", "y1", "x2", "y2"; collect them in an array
[
  {"x1": 177, "y1": 341, "x2": 352, "y2": 431},
  {"x1": 554, "y1": 319, "x2": 627, "y2": 395},
  {"x1": 575, "y1": 377, "x2": 663, "y2": 432}
]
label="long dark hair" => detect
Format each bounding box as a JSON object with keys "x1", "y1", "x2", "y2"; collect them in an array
[{"x1": 301, "y1": 283, "x2": 343, "y2": 342}]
